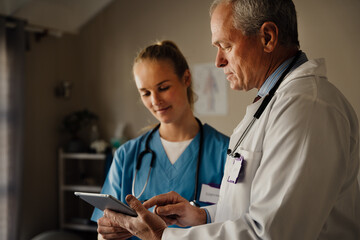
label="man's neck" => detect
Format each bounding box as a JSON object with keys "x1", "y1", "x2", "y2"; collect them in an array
[{"x1": 262, "y1": 46, "x2": 299, "y2": 84}]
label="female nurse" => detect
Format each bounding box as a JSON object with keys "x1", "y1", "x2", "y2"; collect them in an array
[{"x1": 92, "y1": 40, "x2": 229, "y2": 239}]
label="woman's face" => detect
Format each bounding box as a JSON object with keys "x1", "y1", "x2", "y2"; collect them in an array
[{"x1": 133, "y1": 59, "x2": 191, "y2": 124}]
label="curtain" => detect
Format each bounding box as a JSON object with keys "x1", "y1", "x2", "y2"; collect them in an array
[{"x1": 0, "y1": 16, "x2": 26, "y2": 240}]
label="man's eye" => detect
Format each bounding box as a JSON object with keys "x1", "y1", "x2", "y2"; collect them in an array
[
  {"x1": 220, "y1": 44, "x2": 231, "y2": 51},
  {"x1": 224, "y1": 46, "x2": 231, "y2": 51}
]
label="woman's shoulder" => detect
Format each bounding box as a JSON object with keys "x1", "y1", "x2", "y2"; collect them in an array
[
  {"x1": 202, "y1": 123, "x2": 229, "y2": 142},
  {"x1": 114, "y1": 129, "x2": 152, "y2": 154}
]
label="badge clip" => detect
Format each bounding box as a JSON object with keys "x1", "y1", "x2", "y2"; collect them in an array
[{"x1": 227, "y1": 153, "x2": 246, "y2": 184}]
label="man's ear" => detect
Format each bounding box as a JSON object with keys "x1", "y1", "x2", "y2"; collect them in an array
[{"x1": 260, "y1": 22, "x2": 278, "y2": 53}]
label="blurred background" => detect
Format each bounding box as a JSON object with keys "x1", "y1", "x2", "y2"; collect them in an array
[{"x1": 0, "y1": 0, "x2": 359, "y2": 239}]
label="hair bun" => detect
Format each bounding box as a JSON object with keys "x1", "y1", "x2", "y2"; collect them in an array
[{"x1": 159, "y1": 40, "x2": 180, "y2": 51}]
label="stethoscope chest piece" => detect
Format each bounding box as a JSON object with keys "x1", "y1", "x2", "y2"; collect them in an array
[{"x1": 190, "y1": 200, "x2": 200, "y2": 207}]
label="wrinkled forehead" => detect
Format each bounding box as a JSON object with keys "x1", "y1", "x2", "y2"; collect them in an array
[
  {"x1": 210, "y1": 2, "x2": 234, "y2": 29},
  {"x1": 210, "y1": 3, "x2": 239, "y2": 44}
]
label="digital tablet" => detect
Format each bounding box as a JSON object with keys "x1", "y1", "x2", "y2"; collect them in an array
[{"x1": 74, "y1": 192, "x2": 138, "y2": 217}]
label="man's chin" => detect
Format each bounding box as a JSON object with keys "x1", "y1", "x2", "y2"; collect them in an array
[{"x1": 229, "y1": 82, "x2": 241, "y2": 91}]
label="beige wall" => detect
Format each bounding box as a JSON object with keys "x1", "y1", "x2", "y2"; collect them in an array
[
  {"x1": 296, "y1": 0, "x2": 360, "y2": 117},
  {"x1": 76, "y1": 0, "x2": 241, "y2": 139},
  {"x1": 20, "y1": 35, "x2": 82, "y2": 239},
  {"x1": 21, "y1": 0, "x2": 360, "y2": 239},
  {"x1": 76, "y1": 0, "x2": 360, "y2": 139}
]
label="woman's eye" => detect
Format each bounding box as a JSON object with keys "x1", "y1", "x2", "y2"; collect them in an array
[
  {"x1": 159, "y1": 86, "x2": 170, "y2": 92},
  {"x1": 141, "y1": 91, "x2": 150, "y2": 97}
]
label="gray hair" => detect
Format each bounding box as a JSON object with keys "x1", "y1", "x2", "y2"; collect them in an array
[{"x1": 210, "y1": 0, "x2": 299, "y2": 47}]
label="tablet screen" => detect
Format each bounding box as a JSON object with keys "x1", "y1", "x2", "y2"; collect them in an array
[{"x1": 74, "y1": 192, "x2": 137, "y2": 217}]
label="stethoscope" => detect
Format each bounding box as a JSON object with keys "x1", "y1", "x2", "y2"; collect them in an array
[
  {"x1": 227, "y1": 50, "x2": 302, "y2": 157},
  {"x1": 132, "y1": 118, "x2": 204, "y2": 207}
]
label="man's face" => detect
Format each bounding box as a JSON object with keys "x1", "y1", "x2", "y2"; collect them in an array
[{"x1": 211, "y1": 3, "x2": 266, "y2": 91}]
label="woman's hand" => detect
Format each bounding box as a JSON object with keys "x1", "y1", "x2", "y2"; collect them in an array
[
  {"x1": 97, "y1": 215, "x2": 133, "y2": 239},
  {"x1": 143, "y1": 191, "x2": 207, "y2": 227},
  {"x1": 98, "y1": 195, "x2": 167, "y2": 240}
]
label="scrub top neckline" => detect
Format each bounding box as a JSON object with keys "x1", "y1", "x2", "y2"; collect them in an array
[{"x1": 152, "y1": 127, "x2": 202, "y2": 181}]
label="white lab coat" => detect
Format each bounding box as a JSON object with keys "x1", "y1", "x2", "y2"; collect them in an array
[{"x1": 162, "y1": 59, "x2": 360, "y2": 239}]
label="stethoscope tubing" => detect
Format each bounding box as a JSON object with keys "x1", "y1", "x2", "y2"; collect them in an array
[
  {"x1": 192, "y1": 118, "x2": 203, "y2": 206},
  {"x1": 132, "y1": 124, "x2": 159, "y2": 199},
  {"x1": 228, "y1": 50, "x2": 302, "y2": 157},
  {"x1": 132, "y1": 118, "x2": 203, "y2": 206}
]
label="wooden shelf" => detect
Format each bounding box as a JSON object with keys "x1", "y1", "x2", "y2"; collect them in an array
[
  {"x1": 59, "y1": 149, "x2": 107, "y2": 232},
  {"x1": 60, "y1": 151, "x2": 106, "y2": 160},
  {"x1": 62, "y1": 185, "x2": 102, "y2": 192}
]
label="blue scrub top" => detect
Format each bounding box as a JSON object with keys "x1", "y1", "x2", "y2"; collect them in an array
[{"x1": 91, "y1": 123, "x2": 229, "y2": 229}]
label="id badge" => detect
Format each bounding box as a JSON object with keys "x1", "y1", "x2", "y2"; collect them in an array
[
  {"x1": 199, "y1": 183, "x2": 220, "y2": 204},
  {"x1": 227, "y1": 154, "x2": 246, "y2": 184}
]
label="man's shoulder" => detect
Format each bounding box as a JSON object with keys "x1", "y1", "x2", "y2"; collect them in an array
[{"x1": 275, "y1": 62, "x2": 358, "y2": 127}]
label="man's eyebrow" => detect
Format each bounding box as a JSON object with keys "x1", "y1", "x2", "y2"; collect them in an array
[{"x1": 212, "y1": 40, "x2": 221, "y2": 47}]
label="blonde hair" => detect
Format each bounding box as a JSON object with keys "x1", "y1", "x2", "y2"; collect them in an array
[{"x1": 134, "y1": 40, "x2": 196, "y2": 108}]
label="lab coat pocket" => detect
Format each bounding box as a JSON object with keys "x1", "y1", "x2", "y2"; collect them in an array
[
  {"x1": 237, "y1": 149, "x2": 262, "y2": 185},
  {"x1": 217, "y1": 149, "x2": 262, "y2": 221},
  {"x1": 224, "y1": 149, "x2": 262, "y2": 185}
]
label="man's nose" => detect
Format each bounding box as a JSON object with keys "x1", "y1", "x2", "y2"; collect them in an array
[{"x1": 215, "y1": 50, "x2": 228, "y2": 68}]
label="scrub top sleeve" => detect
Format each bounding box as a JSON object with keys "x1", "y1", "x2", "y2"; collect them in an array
[
  {"x1": 91, "y1": 205, "x2": 103, "y2": 222},
  {"x1": 91, "y1": 147, "x2": 125, "y2": 222}
]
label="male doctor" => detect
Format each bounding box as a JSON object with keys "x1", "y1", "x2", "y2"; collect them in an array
[{"x1": 97, "y1": 0, "x2": 360, "y2": 239}]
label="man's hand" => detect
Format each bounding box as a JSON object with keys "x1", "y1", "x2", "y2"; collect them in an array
[
  {"x1": 98, "y1": 195, "x2": 167, "y2": 240},
  {"x1": 143, "y1": 191, "x2": 207, "y2": 227}
]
